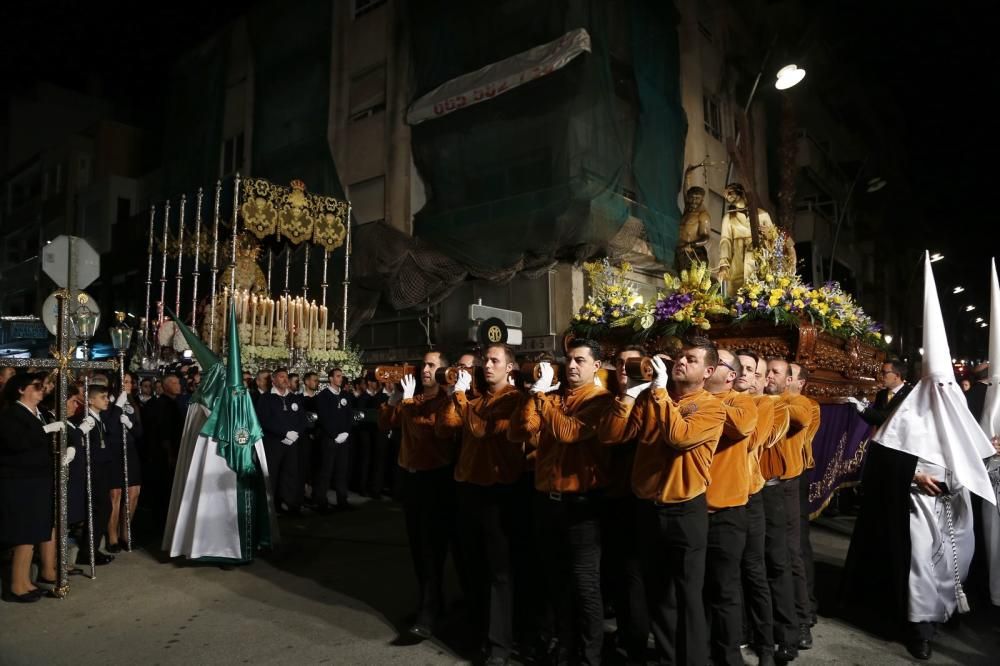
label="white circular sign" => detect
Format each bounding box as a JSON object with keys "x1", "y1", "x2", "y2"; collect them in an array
[{"x1": 41, "y1": 290, "x2": 101, "y2": 336}]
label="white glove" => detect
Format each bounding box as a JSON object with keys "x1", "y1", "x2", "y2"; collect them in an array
[
  {"x1": 530, "y1": 362, "x2": 560, "y2": 394},
  {"x1": 454, "y1": 369, "x2": 472, "y2": 394},
  {"x1": 401, "y1": 374, "x2": 417, "y2": 400},
  {"x1": 62, "y1": 446, "x2": 76, "y2": 467},
  {"x1": 115, "y1": 391, "x2": 128, "y2": 409},
  {"x1": 120, "y1": 415, "x2": 133, "y2": 430},
  {"x1": 43, "y1": 421, "x2": 66, "y2": 434},
  {"x1": 285, "y1": 430, "x2": 299, "y2": 443},
  {"x1": 594, "y1": 375, "x2": 603, "y2": 388},
  {"x1": 846, "y1": 396, "x2": 866, "y2": 412},
  {"x1": 650, "y1": 356, "x2": 669, "y2": 390},
  {"x1": 625, "y1": 380, "x2": 651, "y2": 400},
  {"x1": 334, "y1": 432, "x2": 349, "y2": 444},
  {"x1": 507, "y1": 374, "x2": 516, "y2": 387},
  {"x1": 78, "y1": 416, "x2": 97, "y2": 435},
  {"x1": 124, "y1": 403, "x2": 135, "y2": 416}
]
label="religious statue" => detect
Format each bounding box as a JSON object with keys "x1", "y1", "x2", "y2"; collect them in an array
[
  {"x1": 717, "y1": 182, "x2": 776, "y2": 293},
  {"x1": 674, "y1": 186, "x2": 711, "y2": 273}
]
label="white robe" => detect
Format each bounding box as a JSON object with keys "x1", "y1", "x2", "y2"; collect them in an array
[
  {"x1": 908, "y1": 460, "x2": 973, "y2": 623},
  {"x1": 983, "y1": 455, "x2": 1000, "y2": 606}
]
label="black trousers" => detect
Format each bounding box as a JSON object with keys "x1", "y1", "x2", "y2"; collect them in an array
[
  {"x1": 535, "y1": 491, "x2": 603, "y2": 666},
  {"x1": 401, "y1": 465, "x2": 456, "y2": 627},
  {"x1": 639, "y1": 493, "x2": 708, "y2": 666},
  {"x1": 457, "y1": 482, "x2": 518, "y2": 658},
  {"x1": 707, "y1": 505, "x2": 748, "y2": 666},
  {"x1": 784, "y1": 475, "x2": 810, "y2": 625},
  {"x1": 361, "y1": 428, "x2": 389, "y2": 496},
  {"x1": 314, "y1": 434, "x2": 351, "y2": 507},
  {"x1": 762, "y1": 482, "x2": 797, "y2": 647},
  {"x1": 741, "y1": 491, "x2": 773, "y2": 654},
  {"x1": 297, "y1": 430, "x2": 314, "y2": 500},
  {"x1": 602, "y1": 494, "x2": 649, "y2": 661},
  {"x1": 263, "y1": 438, "x2": 301, "y2": 509},
  {"x1": 799, "y1": 474, "x2": 817, "y2": 619},
  {"x1": 81, "y1": 461, "x2": 112, "y2": 556}
]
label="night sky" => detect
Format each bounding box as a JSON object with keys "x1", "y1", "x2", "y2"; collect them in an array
[{"x1": 1, "y1": 1, "x2": 992, "y2": 352}]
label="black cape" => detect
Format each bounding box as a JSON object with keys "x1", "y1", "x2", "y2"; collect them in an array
[{"x1": 840, "y1": 441, "x2": 918, "y2": 636}]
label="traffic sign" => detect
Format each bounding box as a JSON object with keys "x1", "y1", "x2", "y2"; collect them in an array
[{"x1": 42, "y1": 235, "x2": 100, "y2": 289}]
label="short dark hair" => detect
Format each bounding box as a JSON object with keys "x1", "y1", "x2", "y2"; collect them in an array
[
  {"x1": 734, "y1": 348, "x2": 760, "y2": 366},
  {"x1": 681, "y1": 335, "x2": 718, "y2": 367},
  {"x1": 791, "y1": 363, "x2": 809, "y2": 382},
  {"x1": 426, "y1": 349, "x2": 449, "y2": 367},
  {"x1": 303, "y1": 372, "x2": 318, "y2": 382},
  {"x1": 619, "y1": 344, "x2": 647, "y2": 356},
  {"x1": 686, "y1": 186, "x2": 706, "y2": 197},
  {"x1": 456, "y1": 349, "x2": 481, "y2": 366},
  {"x1": 887, "y1": 358, "x2": 908, "y2": 380},
  {"x1": 288, "y1": 373, "x2": 299, "y2": 380},
  {"x1": 256, "y1": 369, "x2": 270, "y2": 377},
  {"x1": 485, "y1": 343, "x2": 516, "y2": 366},
  {"x1": 87, "y1": 384, "x2": 109, "y2": 399},
  {"x1": 567, "y1": 337, "x2": 603, "y2": 362},
  {"x1": 327, "y1": 367, "x2": 342, "y2": 377},
  {"x1": 273, "y1": 367, "x2": 289, "y2": 376}
]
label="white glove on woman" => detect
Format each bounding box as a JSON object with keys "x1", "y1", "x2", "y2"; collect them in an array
[
  {"x1": 78, "y1": 416, "x2": 97, "y2": 435},
  {"x1": 650, "y1": 356, "x2": 669, "y2": 390},
  {"x1": 334, "y1": 432, "x2": 349, "y2": 444},
  {"x1": 453, "y1": 369, "x2": 472, "y2": 394},
  {"x1": 62, "y1": 446, "x2": 76, "y2": 467},
  {"x1": 120, "y1": 415, "x2": 133, "y2": 430},
  {"x1": 401, "y1": 375, "x2": 417, "y2": 400},
  {"x1": 530, "y1": 362, "x2": 560, "y2": 394},
  {"x1": 43, "y1": 421, "x2": 66, "y2": 434}
]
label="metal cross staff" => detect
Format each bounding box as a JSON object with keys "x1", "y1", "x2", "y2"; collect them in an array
[{"x1": 5, "y1": 291, "x2": 117, "y2": 596}]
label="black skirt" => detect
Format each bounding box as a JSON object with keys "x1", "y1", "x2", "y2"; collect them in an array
[
  {"x1": 0, "y1": 475, "x2": 54, "y2": 546},
  {"x1": 109, "y1": 439, "x2": 142, "y2": 488}
]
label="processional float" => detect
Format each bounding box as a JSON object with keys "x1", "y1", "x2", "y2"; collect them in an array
[{"x1": 138, "y1": 175, "x2": 360, "y2": 376}]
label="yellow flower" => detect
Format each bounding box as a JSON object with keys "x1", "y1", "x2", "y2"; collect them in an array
[
  {"x1": 769, "y1": 297, "x2": 780, "y2": 307},
  {"x1": 736, "y1": 297, "x2": 745, "y2": 304},
  {"x1": 751, "y1": 301, "x2": 759, "y2": 308},
  {"x1": 791, "y1": 287, "x2": 803, "y2": 298},
  {"x1": 779, "y1": 277, "x2": 791, "y2": 287},
  {"x1": 699, "y1": 321, "x2": 711, "y2": 330},
  {"x1": 674, "y1": 312, "x2": 685, "y2": 322},
  {"x1": 793, "y1": 299, "x2": 804, "y2": 308},
  {"x1": 765, "y1": 274, "x2": 775, "y2": 283},
  {"x1": 771, "y1": 288, "x2": 784, "y2": 298}
]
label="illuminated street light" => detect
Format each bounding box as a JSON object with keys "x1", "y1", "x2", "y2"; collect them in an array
[
  {"x1": 883, "y1": 334, "x2": 893, "y2": 345},
  {"x1": 953, "y1": 286, "x2": 965, "y2": 294},
  {"x1": 965, "y1": 305, "x2": 976, "y2": 312},
  {"x1": 976, "y1": 317, "x2": 984, "y2": 323},
  {"x1": 774, "y1": 64, "x2": 806, "y2": 90},
  {"x1": 930, "y1": 253, "x2": 944, "y2": 263}
]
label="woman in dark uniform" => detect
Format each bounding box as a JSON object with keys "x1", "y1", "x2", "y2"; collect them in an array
[
  {"x1": 106, "y1": 372, "x2": 143, "y2": 552},
  {"x1": 0, "y1": 373, "x2": 65, "y2": 602}
]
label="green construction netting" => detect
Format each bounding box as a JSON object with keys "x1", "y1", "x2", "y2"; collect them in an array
[
  {"x1": 161, "y1": 31, "x2": 229, "y2": 198},
  {"x1": 247, "y1": 0, "x2": 344, "y2": 200},
  {"x1": 408, "y1": 0, "x2": 684, "y2": 273}
]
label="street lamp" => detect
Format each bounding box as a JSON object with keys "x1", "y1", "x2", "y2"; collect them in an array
[
  {"x1": 109, "y1": 312, "x2": 134, "y2": 552},
  {"x1": 953, "y1": 286, "x2": 965, "y2": 294},
  {"x1": 930, "y1": 253, "x2": 944, "y2": 263},
  {"x1": 883, "y1": 334, "x2": 893, "y2": 345},
  {"x1": 965, "y1": 305, "x2": 976, "y2": 312},
  {"x1": 774, "y1": 64, "x2": 807, "y2": 90},
  {"x1": 70, "y1": 304, "x2": 99, "y2": 360}
]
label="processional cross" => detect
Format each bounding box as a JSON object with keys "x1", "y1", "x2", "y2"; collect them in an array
[{"x1": 6, "y1": 238, "x2": 117, "y2": 596}]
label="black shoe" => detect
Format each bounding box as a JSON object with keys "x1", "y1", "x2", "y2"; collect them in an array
[
  {"x1": 906, "y1": 639, "x2": 932, "y2": 660},
  {"x1": 107, "y1": 542, "x2": 122, "y2": 554},
  {"x1": 76, "y1": 551, "x2": 115, "y2": 566},
  {"x1": 757, "y1": 652, "x2": 776, "y2": 666},
  {"x1": 797, "y1": 624, "x2": 813, "y2": 650},
  {"x1": 408, "y1": 623, "x2": 432, "y2": 640},
  {"x1": 484, "y1": 657, "x2": 509, "y2": 666},
  {"x1": 774, "y1": 643, "x2": 798, "y2": 663},
  {"x1": 2, "y1": 589, "x2": 42, "y2": 603}
]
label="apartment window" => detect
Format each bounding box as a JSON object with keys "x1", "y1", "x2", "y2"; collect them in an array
[
  {"x1": 116, "y1": 197, "x2": 132, "y2": 225},
  {"x1": 350, "y1": 65, "x2": 387, "y2": 117},
  {"x1": 703, "y1": 93, "x2": 722, "y2": 140},
  {"x1": 221, "y1": 132, "x2": 246, "y2": 176},
  {"x1": 354, "y1": 0, "x2": 386, "y2": 19}
]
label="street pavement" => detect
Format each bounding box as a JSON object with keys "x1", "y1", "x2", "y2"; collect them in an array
[{"x1": 2, "y1": 498, "x2": 998, "y2": 665}]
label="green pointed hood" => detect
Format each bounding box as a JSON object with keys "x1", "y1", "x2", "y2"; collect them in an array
[
  {"x1": 164, "y1": 307, "x2": 219, "y2": 370},
  {"x1": 165, "y1": 307, "x2": 226, "y2": 409},
  {"x1": 198, "y1": 299, "x2": 263, "y2": 479}
]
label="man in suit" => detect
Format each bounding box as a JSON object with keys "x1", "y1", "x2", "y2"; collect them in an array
[
  {"x1": 850, "y1": 359, "x2": 912, "y2": 428},
  {"x1": 256, "y1": 368, "x2": 307, "y2": 514}
]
